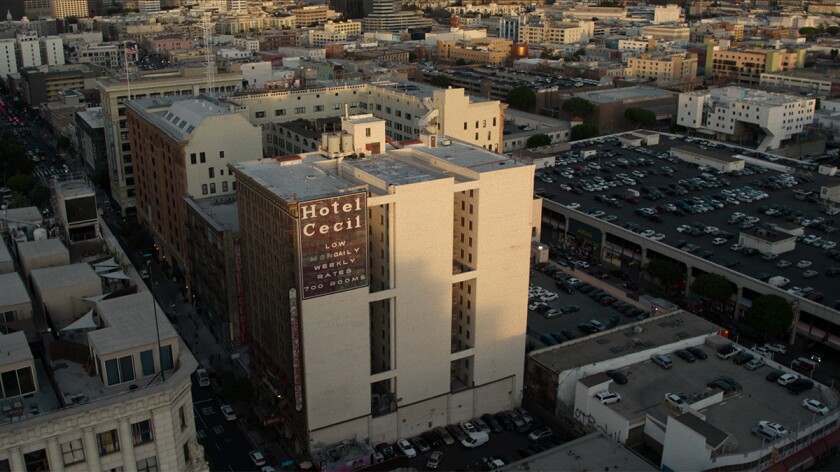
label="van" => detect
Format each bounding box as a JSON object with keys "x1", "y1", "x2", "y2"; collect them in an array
[
  {"x1": 196, "y1": 368, "x2": 210, "y2": 387},
  {"x1": 461, "y1": 431, "x2": 489, "y2": 448},
  {"x1": 625, "y1": 189, "x2": 640, "y2": 198}
]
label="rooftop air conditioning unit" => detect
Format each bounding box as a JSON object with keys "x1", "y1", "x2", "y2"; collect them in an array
[{"x1": 440, "y1": 139, "x2": 452, "y2": 146}]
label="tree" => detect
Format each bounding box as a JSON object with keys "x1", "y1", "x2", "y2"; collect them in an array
[
  {"x1": 690, "y1": 273, "x2": 734, "y2": 304},
  {"x1": 745, "y1": 295, "x2": 793, "y2": 337},
  {"x1": 828, "y1": 26, "x2": 840, "y2": 35},
  {"x1": 561, "y1": 97, "x2": 595, "y2": 117},
  {"x1": 31, "y1": 185, "x2": 50, "y2": 207},
  {"x1": 799, "y1": 26, "x2": 821, "y2": 35},
  {"x1": 429, "y1": 75, "x2": 452, "y2": 88},
  {"x1": 624, "y1": 107, "x2": 657, "y2": 128},
  {"x1": 7, "y1": 175, "x2": 34, "y2": 194},
  {"x1": 570, "y1": 124, "x2": 599, "y2": 141},
  {"x1": 56, "y1": 136, "x2": 71, "y2": 150},
  {"x1": 506, "y1": 86, "x2": 536, "y2": 110},
  {"x1": 644, "y1": 259, "x2": 684, "y2": 289},
  {"x1": 0, "y1": 132, "x2": 32, "y2": 182},
  {"x1": 526, "y1": 134, "x2": 551, "y2": 148}
]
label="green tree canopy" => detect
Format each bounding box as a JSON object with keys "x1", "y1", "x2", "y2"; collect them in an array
[
  {"x1": 570, "y1": 124, "x2": 599, "y2": 141},
  {"x1": 624, "y1": 107, "x2": 657, "y2": 128},
  {"x1": 507, "y1": 86, "x2": 536, "y2": 110},
  {"x1": 745, "y1": 295, "x2": 793, "y2": 337},
  {"x1": 430, "y1": 74, "x2": 452, "y2": 88},
  {"x1": 7, "y1": 175, "x2": 34, "y2": 194},
  {"x1": 56, "y1": 136, "x2": 71, "y2": 150},
  {"x1": 799, "y1": 26, "x2": 821, "y2": 35},
  {"x1": 0, "y1": 132, "x2": 32, "y2": 182},
  {"x1": 561, "y1": 97, "x2": 595, "y2": 117},
  {"x1": 644, "y1": 259, "x2": 684, "y2": 287},
  {"x1": 690, "y1": 273, "x2": 734, "y2": 303},
  {"x1": 526, "y1": 134, "x2": 551, "y2": 148},
  {"x1": 829, "y1": 26, "x2": 840, "y2": 35},
  {"x1": 32, "y1": 185, "x2": 50, "y2": 207}
]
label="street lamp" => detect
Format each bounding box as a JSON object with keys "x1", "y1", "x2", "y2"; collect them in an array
[{"x1": 147, "y1": 260, "x2": 165, "y2": 381}]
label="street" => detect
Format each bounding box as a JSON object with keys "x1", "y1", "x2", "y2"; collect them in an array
[{"x1": 191, "y1": 380, "x2": 258, "y2": 472}]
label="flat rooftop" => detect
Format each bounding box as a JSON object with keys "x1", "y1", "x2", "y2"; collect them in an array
[
  {"x1": 17, "y1": 238, "x2": 68, "y2": 261},
  {"x1": 398, "y1": 140, "x2": 523, "y2": 173},
  {"x1": 0, "y1": 238, "x2": 11, "y2": 267},
  {"x1": 347, "y1": 152, "x2": 448, "y2": 186},
  {"x1": 0, "y1": 272, "x2": 30, "y2": 307},
  {"x1": 672, "y1": 145, "x2": 743, "y2": 163},
  {"x1": 502, "y1": 432, "x2": 656, "y2": 471},
  {"x1": 573, "y1": 86, "x2": 675, "y2": 104},
  {"x1": 690, "y1": 86, "x2": 809, "y2": 106},
  {"x1": 0, "y1": 207, "x2": 42, "y2": 228},
  {"x1": 186, "y1": 196, "x2": 239, "y2": 232},
  {"x1": 530, "y1": 311, "x2": 719, "y2": 374},
  {"x1": 30, "y1": 263, "x2": 99, "y2": 292},
  {"x1": 603, "y1": 341, "x2": 834, "y2": 452},
  {"x1": 89, "y1": 291, "x2": 179, "y2": 357},
  {"x1": 0, "y1": 331, "x2": 32, "y2": 367},
  {"x1": 55, "y1": 179, "x2": 95, "y2": 199},
  {"x1": 231, "y1": 155, "x2": 358, "y2": 203}
]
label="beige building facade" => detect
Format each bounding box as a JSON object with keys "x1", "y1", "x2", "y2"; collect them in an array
[
  {"x1": 436, "y1": 38, "x2": 513, "y2": 65},
  {"x1": 705, "y1": 42, "x2": 805, "y2": 84},
  {"x1": 519, "y1": 21, "x2": 594, "y2": 44},
  {"x1": 626, "y1": 52, "x2": 698, "y2": 81},
  {"x1": 230, "y1": 127, "x2": 534, "y2": 462}
]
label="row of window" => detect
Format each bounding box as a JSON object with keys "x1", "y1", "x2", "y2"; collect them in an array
[
  {"x1": 1, "y1": 366, "x2": 36, "y2": 399},
  {"x1": 190, "y1": 151, "x2": 224, "y2": 164},
  {"x1": 201, "y1": 181, "x2": 232, "y2": 195},
  {"x1": 463, "y1": 118, "x2": 497, "y2": 130},
  {"x1": 60, "y1": 420, "x2": 154, "y2": 467},
  {"x1": 102, "y1": 345, "x2": 173, "y2": 387}
]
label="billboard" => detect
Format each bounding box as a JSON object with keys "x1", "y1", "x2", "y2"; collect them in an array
[{"x1": 298, "y1": 192, "x2": 369, "y2": 299}]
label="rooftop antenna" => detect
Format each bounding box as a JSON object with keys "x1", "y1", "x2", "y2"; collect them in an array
[{"x1": 202, "y1": 13, "x2": 215, "y2": 97}]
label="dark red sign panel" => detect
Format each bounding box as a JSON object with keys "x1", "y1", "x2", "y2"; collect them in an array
[{"x1": 298, "y1": 192, "x2": 369, "y2": 299}]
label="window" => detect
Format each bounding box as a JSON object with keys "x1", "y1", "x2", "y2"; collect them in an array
[
  {"x1": 61, "y1": 439, "x2": 85, "y2": 466},
  {"x1": 190, "y1": 153, "x2": 196, "y2": 165},
  {"x1": 376, "y1": 104, "x2": 381, "y2": 111},
  {"x1": 199, "y1": 152, "x2": 206, "y2": 163},
  {"x1": 1, "y1": 366, "x2": 34, "y2": 398},
  {"x1": 219, "y1": 151, "x2": 225, "y2": 159},
  {"x1": 210, "y1": 183, "x2": 216, "y2": 194},
  {"x1": 132, "y1": 420, "x2": 154, "y2": 445},
  {"x1": 178, "y1": 405, "x2": 187, "y2": 430},
  {"x1": 0, "y1": 310, "x2": 16, "y2": 322},
  {"x1": 295, "y1": 107, "x2": 306, "y2": 114},
  {"x1": 464, "y1": 122, "x2": 467, "y2": 130},
  {"x1": 395, "y1": 110, "x2": 401, "y2": 117},
  {"x1": 160, "y1": 345, "x2": 173, "y2": 371},
  {"x1": 208, "y1": 168, "x2": 214, "y2": 178},
  {"x1": 333, "y1": 103, "x2": 341, "y2": 110},
  {"x1": 222, "y1": 181, "x2": 228, "y2": 192},
  {"x1": 137, "y1": 457, "x2": 158, "y2": 472},
  {"x1": 255, "y1": 111, "x2": 265, "y2": 118},
  {"x1": 104, "y1": 355, "x2": 135, "y2": 386},
  {"x1": 385, "y1": 107, "x2": 391, "y2": 114},
  {"x1": 201, "y1": 184, "x2": 208, "y2": 196},
  {"x1": 274, "y1": 109, "x2": 286, "y2": 116},
  {"x1": 97, "y1": 430, "x2": 120, "y2": 456},
  {"x1": 140, "y1": 350, "x2": 155, "y2": 376},
  {"x1": 314, "y1": 105, "x2": 324, "y2": 112},
  {"x1": 365, "y1": 127, "x2": 371, "y2": 137}
]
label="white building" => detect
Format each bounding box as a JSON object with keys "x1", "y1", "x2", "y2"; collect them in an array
[
  {"x1": 232, "y1": 37, "x2": 259, "y2": 52},
  {"x1": 652, "y1": 4, "x2": 682, "y2": 23},
  {"x1": 230, "y1": 119, "x2": 535, "y2": 464},
  {"x1": 0, "y1": 40, "x2": 16, "y2": 77},
  {"x1": 50, "y1": 0, "x2": 88, "y2": 19},
  {"x1": 677, "y1": 86, "x2": 815, "y2": 151},
  {"x1": 137, "y1": 0, "x2": 160, "y2": 14},
  {"x1": 0, "y1": 292, "x2": 205, "y2": 472},
  {"x1": 0, "y1": 35, "x2": 65, "y2": 78}
]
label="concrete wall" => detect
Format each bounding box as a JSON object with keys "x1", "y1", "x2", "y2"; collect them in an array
[
  {"x1": 661, "y1": 413, "x2": 712, "y2": 471},
  {"x1": 19, "y1": 246, "x2": 71, "y2": 280},
  {"x1": 34, "y1": 278, "x2": 102, "y2": 324}
]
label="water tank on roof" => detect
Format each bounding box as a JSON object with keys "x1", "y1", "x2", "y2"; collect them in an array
[
  {"x1": 327, "y1": 134, "x2": 341, "y2": 154},
  {"x1": 341, "y1": 133, "x2": 353, "y2": 154},
  {"x1": 33, "y1": 228, "x2": 47, "y2": 241}
]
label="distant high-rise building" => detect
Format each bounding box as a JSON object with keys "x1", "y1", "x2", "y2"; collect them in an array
[
  {"x1": 4, "y1": 0, "x2": 26, "y2": 20},
  {"x1": 138, "y1": 0, "x2": 159, "y2": 14},
  {"x1": 24, "y1": 0, "x2": 51, "y2": 18},
  {"x1": 329, "y1": 0, "x2": 368, "y2": 19},
  {"x1": 0, "y1": 34, "x2": 65, "y2": 78}
]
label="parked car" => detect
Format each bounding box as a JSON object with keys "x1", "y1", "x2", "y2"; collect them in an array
[
  {"x1": 397, "y1": 439, "x2": 417, "y2": 458},
  {"x1": 412, "y1": 436, "x2": 431, "y2": 454},
  {"x1": 595, "y1": 391, "x2": 621, "y2": 405},
  {"x1": 220, "y1": 404, "x2": 237, "y2": 421},
  {"x1": 651, "y1": 354, "x2": 672, "y2": 369},
  {"x1": 787, "y1": 378, "x2": 814, "y2": 394},
  {"x1": 752, "y1": 426, "x2": 780, "y2": 441},
  {"x1": 717, "y1": 345, "x2": 741, "y2": 360},
  {"x1": 481, "y1": 414, "x2": 503, "y2": 433},
  {"x1": 422, "y1": 431, "x2": 442, "y2": 448},
  {"x1": 249, "y1": 451, "x2": 267, "y2": 467},
  {"x1": 515, "y1": 407, "x2": 534, "y2": 426},
  {"x1": 664, "y1": 393, "x2": 686, "y2": 408},
  {"x1": 733, "y1": 352, "x2": 754, "y2": 365},
  {"x1": 675, "y1": 349, "x2": 696, "y2": 363},
  {"x1": 528, "y1": 426, "x2": 553, "y2": 442},
  {"x1": 460, "y1": 421, "x2": 478, "y2": 436},
  {"x1": 745, "y1": 357, "x2": 765, "y2": 370},
  {"x1": 447, "y1": 425, "x2": 468, "y2": 443},
  {"x1": 777, "y1": 374, "x2": 800, "y2": 386},
  {"x1": 472, "y1": 418, "x2": 492, "y2": 435},
  {"x1": 434, "y1": 427, "x2": 455, "y2": 446},
  {"x1": 802, "y1": 398, "x2": 830, "y2": 415},
  {"x1": 686, "y1": 346, "x2": 708, "y2": 360},
  {"x1": 606, "y1": 370, "x2": 628, "y2": 384},
  {"x1": 504, "y1": 410, "x2": 526, "y2": 431},
  {"x1": 427, "y1": 451, "x2": 443, "y2": 470},
  {"x1": 758, "y1": 421, "x2": 789, "y2": 436}
]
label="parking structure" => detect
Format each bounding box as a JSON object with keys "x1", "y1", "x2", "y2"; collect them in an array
[{"x1": 535, "y1": 132, "x2": 840, "y2": 353}]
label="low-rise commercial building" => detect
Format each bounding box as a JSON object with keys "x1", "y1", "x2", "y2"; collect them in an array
[
  {"x1": 705, "y1": 42, "x2": 805, "y2": 85},
  {"x1": 436, "y1": 38, "x2": 513, "y2": 65},
  {"x1": 626, "y1": 52, "x2": 698, "y2": 82},
  {"x1": 760, "y1": 69, "x2": 840, "y2": 99},
  {"x1": 640, "y1": 25, "x2": 691, "y2": 42},
  {"x1": 569, "y1": 86, "x2": 678, "y2": 133},
  {"x1": 519, "y1": 21, "x2": 594, "y2": 44},
  {"x1": 677, "y1": 87, "x2": 815, "y2": 151},
  {"x1": 669, "y1": 145, "x2": 746, "y2": 172}
]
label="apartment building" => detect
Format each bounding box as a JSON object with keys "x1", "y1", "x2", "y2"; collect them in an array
[
  {"x1": 626, "y1": 52, "x2": 698, "y2": 81},
  {"x1": 96, "y1": 68, "x2": 244, "y2": 215},
  {"x1": 362, "y1": 0, "x2": 434, "y2": 31},
  {"x1": 436, "y1": 38, "x2": 513, "y2": 65},
  {"x1": 705, "y1": 42, "x2": 805, "y2": 84},
  {"x1": 230, "y1": 115, "x2": 534, "y2": 462},
  {"x1": 760, "y1": 69, "x2": 840, "y2": 98},
  {"x1": 233, "y1": 79, "x2": 506, "y2": 153},
  {"x1": 640, "y1": 25, "x2": 690, "y2": 42},
  {"x1": 0, "y1": 35, "x2": 65, "y2": 79},
  {"x1": 290, "y1": 5, "x2": 333, "y2": 26},
  {"x1": 677, "y1": 86, "x2": 815, "y2": 150},
  {"x1": 68, "y1": 42, "x2": 122, "y2": 69},
  {"x1": 125, "y1": 95, "x2": 261, "y2": 287},
  {"x1": 50, "y1": 0, "x2": 88, "y2": 19},
  {"x1": 519, "y1": 21, "x2": 594, "y2": 44},
  {"x1": 562, "y1": 5, "x2": 627, "y2": 21},
  {"x1": 0, "y1": 291, "x2": 204, "y2": 472}
]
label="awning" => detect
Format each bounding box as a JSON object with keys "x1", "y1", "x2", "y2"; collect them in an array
[
  {"x1": 101, "y1": 271, "x2": 131, "y2": 280},
  {"x1": 83, "y1": 294, "x2": 107, "y2": 302},
  {"x1": 93, "y1": 258, "x2": 119, "y2": 268},
  {"x1": 61, "y1": 310, "x2": 97, "y2": 331},
  {"x1": 780, "y1": 446, "x2": 814, "y2": 471},
  {"x1": 94, "y1": 265, "x2": 119, "y2": 274}
]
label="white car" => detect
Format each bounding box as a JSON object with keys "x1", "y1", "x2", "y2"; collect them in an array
[
  {"x1": 397, "y1": 439, "x2": 417, "y2": 458},
  {"x1": 704, "y1": 226, "x2": 719, "y2": 235},
  {"x1": 765, "y1": 343, "x2": 787, "y2": 354},
  {"x1": 651, "y1": 233, "x2": 665, "y2": 241},
  {"x1": 797, "y1": 260, "x2": 813, "y2": 269},
  {"x1": 730, "y1": 243, "x2": 744, "y2": 251},
  {"x1": 758, "y1": 421, "x2": 789, "y2": 436},
  {"x1": 712, "y1": 237, "x2": 727, "y2": 246},
  {"x1": 566, "y1": 203, "x2": 581, "y2": 209},
  {"x1": 220, "y1": 404, "x2": 236, "y2": 421},
  {"x1": 677, "y1": 225, "x2": 692, "y2": 233},
  {"x1": 460, "y1": 421, "x2": 478, "y2": 436},
  {"x1": 595, "y1": 390, "x2": 622, "y2": 405},
  {"x1": 249, "y1": 451, "x2": 267, "y2": 467},
  {"x1": 777, "y1": 373, "x2": 799, "y2": 386},
  {"x1": 664, "y1": 393, "x2": 685, "y2": 407},
  {"x1": 753, "y1": 346, "x2": 773, "y2": 358},
  {"x1": 803, "y1": 398, "x2": 830, "y2": 415},
  {"x1": 641, "y1": 230, "x2": 656, "y2": 238}
]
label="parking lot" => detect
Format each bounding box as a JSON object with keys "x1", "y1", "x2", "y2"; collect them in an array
[{"x1": 533, "y1": 134, "x2": 840, "y2": 310}]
